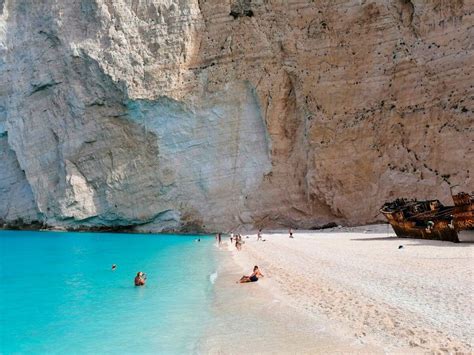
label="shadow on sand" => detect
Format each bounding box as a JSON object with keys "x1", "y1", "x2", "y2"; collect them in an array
[
  {"x1": 351, "y1": 236, "x2": 474, "y2": 246},
  {"x1": 351, "y1": 236, "x2": 401, "y2": 241}
]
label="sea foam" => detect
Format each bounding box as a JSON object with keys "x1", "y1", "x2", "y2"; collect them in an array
[{"x1": 209, "y1": 271, "x2": 218, "y2": 284}]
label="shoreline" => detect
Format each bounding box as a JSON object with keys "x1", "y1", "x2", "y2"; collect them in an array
[
  {"x1": 203, "y1": 225, "x2": 473, "y2": 353},
  {"x1": 199, "y1": 239, "x2": 383, "y2": 354}
]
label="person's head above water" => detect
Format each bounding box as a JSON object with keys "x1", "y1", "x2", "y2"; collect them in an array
[
  {"x1": 112, "y1": 264, "x2": 117, "y2": 270},
  {"x1": 135, "y1": 271, "x2": 146, "y2": 286}
]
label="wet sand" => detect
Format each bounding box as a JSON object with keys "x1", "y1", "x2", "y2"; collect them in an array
[
  {"x1": 199, "y1": 241, "x2": 381, "y2": 354},
  {"x1": 202, "y1": 225, "x2": 473, "y2": 353}
]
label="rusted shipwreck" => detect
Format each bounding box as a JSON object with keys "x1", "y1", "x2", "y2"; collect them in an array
[{"x1": 380, "y1": 192, "x2": 474, "y2": 242}]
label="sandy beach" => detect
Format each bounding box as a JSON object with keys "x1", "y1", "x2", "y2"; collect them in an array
[{"x1": 203, "y1": 225, "x2": 473, "y2": 353}]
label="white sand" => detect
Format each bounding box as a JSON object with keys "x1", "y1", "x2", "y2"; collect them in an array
[
  {"x1": 200, "y1": 240, "x2": 382, "y2": 354},
  {"x1": 204, "y1": 225, "x2": 473, "y2": 353}
]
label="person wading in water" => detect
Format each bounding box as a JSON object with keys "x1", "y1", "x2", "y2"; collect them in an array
[{"x1": 134, "y1": 272, "x2": 146, "y2": 286}]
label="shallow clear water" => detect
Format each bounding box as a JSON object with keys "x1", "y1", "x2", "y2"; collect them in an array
[{"x1": 0, "y1": 230, "x2": 217, "y2": 354}]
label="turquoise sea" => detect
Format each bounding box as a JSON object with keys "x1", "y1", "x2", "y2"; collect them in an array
[{"x1": 0, "y1": 230, "x2": 217, "y2": 354}]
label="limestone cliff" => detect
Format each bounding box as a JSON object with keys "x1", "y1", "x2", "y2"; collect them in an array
[{"x1": 0, "y1": 0, "x2": 472, "y2": 232}]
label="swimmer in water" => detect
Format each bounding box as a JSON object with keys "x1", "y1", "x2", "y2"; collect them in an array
[
  {"x1": 134, "y1": 272, "x2": 146, "y2": 286},
  {"x1": 112, "y1": 264, "x2": 117, "y2": 270}
]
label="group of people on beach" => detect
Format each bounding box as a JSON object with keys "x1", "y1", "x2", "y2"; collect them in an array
[
  {"x1": 123, "y1": 228, "x2": 294, "y2": 287},
  {"x1": 232, "y1": 228, "x2": 295, "y2": 283},
  {"x1": 225, "y1": 227, "x2": 294, "y2": 252},
  {"x1": 212, "y1": 231, "x2": 264, "y2": 283}
]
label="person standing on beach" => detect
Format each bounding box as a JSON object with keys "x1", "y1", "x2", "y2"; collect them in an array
[
  {"x1": 230, "y1": 233, "x2": 234, "y2": 244},
  {"x1": 289, "y1": 228, "x2": 294, "y2": 238},
  {"x1": 257, "y1": 229, "x2": 262, "y2": 241},
  {"x1": 235, "y1": 234, "x2": 242, "y2": 251},
  {"x1": 218, "y1": 233, "x2": 222, "y2": 245}
]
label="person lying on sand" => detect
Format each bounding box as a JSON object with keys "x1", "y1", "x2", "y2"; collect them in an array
[
  {"x1": 238, "y1": 265, "x2": 264, "y2": 283},
  {"x1": 134, "y1": 271, "x2": 146, "y2": 286}
]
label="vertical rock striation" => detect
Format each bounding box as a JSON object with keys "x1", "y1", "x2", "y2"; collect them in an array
[{"x1": 0, "y1": 0, "x2": 472, "y2": 231}]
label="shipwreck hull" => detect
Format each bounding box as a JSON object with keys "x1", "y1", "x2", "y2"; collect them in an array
[
  {"x1": 387, "y1": 219, "x2": 460, "y2": 243},
  {"x1": 381, "y1": 192, "x2": 474, "y2": 243}
]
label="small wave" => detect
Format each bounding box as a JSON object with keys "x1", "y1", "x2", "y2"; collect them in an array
[{"x1": 209, "y1": 271, "x2": 218, "y2": 284}]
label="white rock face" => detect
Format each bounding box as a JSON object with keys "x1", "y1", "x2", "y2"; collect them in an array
[
  {"x1": 0, "y1": 136, "x2": 39, "y2": 223},
  {"x1": 0, "y1": 0, "x2": 472, "y2": 231}
]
